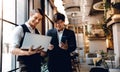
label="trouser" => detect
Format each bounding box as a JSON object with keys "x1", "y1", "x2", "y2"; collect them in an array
[{"x1": 19, "y1": 61, "x2": 41, "y2": 72}]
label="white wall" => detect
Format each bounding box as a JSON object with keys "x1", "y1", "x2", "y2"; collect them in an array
[
  {"x1": 89, "y1": 40, "x2": 107, "y2": 53},
  {"x1": 88, "y1": 14, "x2": 104, "y2": 24}
]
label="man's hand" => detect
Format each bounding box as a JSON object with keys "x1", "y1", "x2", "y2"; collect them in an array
[
  {"x1": 28, "y1": 46, "x2": 36, "y2": 55},
  {"x1": 48, "y1": 44, "x2": 54, "y2": 50},
  {"x1": 36, "y1": 46, "x2": 46, "y2": 56},
  {"x1": 28, "y1": 45, "x2": 43, "y2": 55},
  {"x1": 59, "y1": 40, "x2": 68, "y2": 50}
]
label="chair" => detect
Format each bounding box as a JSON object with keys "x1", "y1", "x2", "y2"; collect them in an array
[
  {"x1": 86, "y1": 53, "x2": 101, "y2": 65},
  {"x1": 71, "y1": 52, "x2": 80, "y2": 72},
  {"x1": 90, "y1": 67, "x2": 109, "y2": 72},
  {"x1": 93, "y1": 58, "x2": 102, "y2": 66}
]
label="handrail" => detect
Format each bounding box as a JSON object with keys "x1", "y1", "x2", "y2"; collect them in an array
[
  {"x1": 45, "y1": 14, "x2": 54, "y2": 25},
  {"x1": 8, "y1": 67, "x2": 20, "y2": 72},
  {"x1": 0, "y1": 16, "x2": 54, "y2": 26},
  {"x1": 8, "y1": 65, "x2": 25, "y2": 72},
  {"x1": 0, "y1": 18, "x2": 18, "y2": 26}
]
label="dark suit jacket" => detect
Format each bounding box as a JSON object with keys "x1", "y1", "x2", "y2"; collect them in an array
[{"x1": 47, "y1": 28, "x2": 77, "y2": 72}]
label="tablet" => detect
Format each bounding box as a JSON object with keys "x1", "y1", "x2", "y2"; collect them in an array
[{"x1": 21, "y1": 32, "x2": 51, "y2": 51}]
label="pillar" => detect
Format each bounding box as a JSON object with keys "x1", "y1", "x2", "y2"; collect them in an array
[{"x1": 112, "y1": 23, "x2": 120, "y2": 67}]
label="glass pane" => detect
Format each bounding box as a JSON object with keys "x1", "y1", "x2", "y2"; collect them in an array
[
  {"x1": 2, "y1": 22, "x2": 15, "y2": 72},
  {"x1": 0, "y1": 0, "x2": 2, "y2": 71},
  {"x1": 3, "y1": 0, "x2": 15, "y2": 23},
  {"x1": 0, "y1": 0, "x2": 2, "y2": 19},
  {"x1": 2, "y1": 0, "x2": 16, "y2": 71}
]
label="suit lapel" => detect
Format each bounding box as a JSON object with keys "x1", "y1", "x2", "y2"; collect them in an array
[
  {"x1": 61, "y1": 29, "x2": 67, "y2": 42},
  {"x1": 54, "y1": 29, "x2": 59, "y2": 45},
  {"x1": 62, "y1": 29, "x2": 66, "y2": 36}
]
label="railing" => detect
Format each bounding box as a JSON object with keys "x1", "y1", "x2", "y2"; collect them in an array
[
  {"x1": 0, "y1": 18, "x2": 18, "y2": 26},
  {"x1": 45, "y1": 14, "x2": 54, "y2": 25},
  {"x1": 8, "y1": 65, "x2": 25, "y2": 72},
  {"x1": 0, "y1": 15, "x2": 54, "y2": 26}
]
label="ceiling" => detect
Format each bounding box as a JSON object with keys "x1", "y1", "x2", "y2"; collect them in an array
[
  {"x1": 89, "y1": 0, "x2": 104, "y2": 15},
  {"x1": 63, "y1": 0, "x2": 103, "y2": 16},
  {"x1": 61, "y1": 0, "x2": 104, "y2": 24}
]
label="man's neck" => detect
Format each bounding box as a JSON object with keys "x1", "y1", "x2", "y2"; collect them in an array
[
  {"x1": 30, "y1": 24, "x2": 35, "y2": 29},
  {"x1": 58, "y1": 28, "x2": 64, "y2": 32}
]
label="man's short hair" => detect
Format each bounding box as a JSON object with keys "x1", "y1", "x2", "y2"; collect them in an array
[
  {"x1": 53, "y1": 12, "x2": 65, "y2": 22},
  {"x1": 31, "y1": 8, "x2": 44, "y2": 16}
]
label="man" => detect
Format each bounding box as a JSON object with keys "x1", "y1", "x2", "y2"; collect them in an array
[
  {"x1": 11, "y1": 8, "x2": 46, "y2": 72},
  {"x1": 47, "y1": 12, "x2": 77, "y2": 72}
]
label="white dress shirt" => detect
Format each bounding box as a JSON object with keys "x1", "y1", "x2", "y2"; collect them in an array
[
  {"x1": 57, "y1": 29, "x2": 64, "y2": 45},
  {"x1": 11, "y1": 22, "x2": 40, "y2": 48}
]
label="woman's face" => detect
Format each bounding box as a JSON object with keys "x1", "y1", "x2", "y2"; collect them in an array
[
  {"x1": 54, "y1": 20, "x2": 65, "y2": 31},
  {"x1": 29, "y1": 13, "x2": 42, "y2": 28}
]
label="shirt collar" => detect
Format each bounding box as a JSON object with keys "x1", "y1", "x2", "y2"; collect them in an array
[
  {"x1": 25, "y1": 22, "x2": 34, "y2": 30},
  {"x1": 57, "y1": 29, "x2": 64, "y2": 33}
]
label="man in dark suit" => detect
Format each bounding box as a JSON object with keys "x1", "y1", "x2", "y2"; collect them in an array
[{"x1": 47, "y1": 12, "x2": 77, "y2": 72}]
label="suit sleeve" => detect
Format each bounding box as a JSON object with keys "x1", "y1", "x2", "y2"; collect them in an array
[
  {"x1": 46, "y1": 30, "x2": 56, "y2": 54},
  {"x1": 67, "y1": 31, "x2": 77, "y2": 53}
]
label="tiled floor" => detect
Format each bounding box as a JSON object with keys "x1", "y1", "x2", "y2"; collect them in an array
[
  {"x1": 72, "y1": 59, "x2": 91, "y2": 72},
  {"x1": 79, "y1": 63, "x2": 91, "y2": 72},
  {"x1": 76, "y1": 61, "x2": 120, "y2": 72}
]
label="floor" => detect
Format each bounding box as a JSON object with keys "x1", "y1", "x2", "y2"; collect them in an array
[
  {"x1": 79, "y1": 63, "x2": 91, "y2": 72},
  {"x1": 74, "y1": 60, "x2": 120, "y2": 72},
  {"x1": 2, "y1": 53, "x2": 90, "y2": 72},
  {"x1": 72, "y1": 58, "x2": 91, "y2": 72},
  {"x1": 2, "y1": 53, "x2": 120, "y2": 72}
]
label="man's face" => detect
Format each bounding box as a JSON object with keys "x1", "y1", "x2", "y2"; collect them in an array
[
  {"x1": 54, "y1": 20, "x2": 65, "y2": 31},
  {"x1": 29, "y1": 13, "x2": 42, "y2": 27}
]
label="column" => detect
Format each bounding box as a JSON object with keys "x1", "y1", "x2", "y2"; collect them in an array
[{"x1": 112, "y1": 23, "x2": 120, "y2": 67}]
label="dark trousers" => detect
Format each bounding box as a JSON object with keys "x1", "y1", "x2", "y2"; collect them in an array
[
  {"x1": 19, "y1": 61, "x2": 41, "y2": 72},
  {"x1": 48, "y1": 58, "x2": 72, "y2": 72}
]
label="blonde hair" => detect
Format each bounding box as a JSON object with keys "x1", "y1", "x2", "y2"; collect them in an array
[{"x1": 30, "y1": 8, "x2": 44, "y2": 16}]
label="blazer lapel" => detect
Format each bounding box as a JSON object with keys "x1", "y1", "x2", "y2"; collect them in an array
[
  {"x1": 61, "y1": 29, "x2": 67, "y2": 43},
  {"x1": 54, "y1": 29, "x2": 59, "y2": 45}
]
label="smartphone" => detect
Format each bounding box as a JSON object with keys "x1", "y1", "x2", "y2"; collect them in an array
[{"x1": 61, "y1": 36, "x2": 67, "y2": 43}]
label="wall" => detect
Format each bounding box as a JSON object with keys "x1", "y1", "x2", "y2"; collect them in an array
[
  {"x1": 89, "y1": 40, "x2": 107, "y2": 53},
  {"x1": 88, "y1": 13, "x2": 104, "y2": 24},
  {"x1": 33, "y1": 0, "x2": 42, "y2": 33},
  {"x1": 87, "y1": 13, "x2": 107, "y2": 53}
]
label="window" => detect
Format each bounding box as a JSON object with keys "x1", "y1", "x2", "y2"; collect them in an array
[{"x1": 0, "y1": 0, "x2": 29, "y2": 71}]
